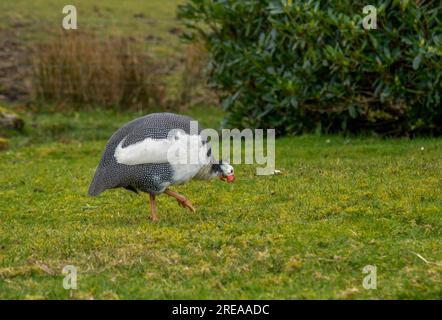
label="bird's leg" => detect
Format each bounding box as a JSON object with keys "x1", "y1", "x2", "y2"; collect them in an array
[
  {"x1": 164, "y1": 189, "x2": 195, "y2": 212},
  {"x1": 149, "y1": 193, "x2": 159, "y2": 221}
]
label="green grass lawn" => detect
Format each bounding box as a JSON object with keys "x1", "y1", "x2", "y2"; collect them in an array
[{"x1": 0, "y1": 108, "x2": 441, "y2": 299}]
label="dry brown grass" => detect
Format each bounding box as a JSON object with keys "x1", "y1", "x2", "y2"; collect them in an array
[
  {"x1": 33, "y1": 31, "x2": 166, "y2": 110},
  {"x1": 179, "y1": 42, "x2": 217, "y2": 108}
]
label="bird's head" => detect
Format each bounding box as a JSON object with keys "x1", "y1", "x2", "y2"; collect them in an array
[{"x1": 214, "y1": 161, "x2": 235, "y2": 183}]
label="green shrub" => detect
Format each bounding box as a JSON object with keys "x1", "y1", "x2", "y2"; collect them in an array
[{"x1": 179, "y1": 0, "x2": 442, "y2": 135}]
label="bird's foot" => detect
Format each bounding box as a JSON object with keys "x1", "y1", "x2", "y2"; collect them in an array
[
  {"x1": 177, "y1": 198, "x2": 196, "y2": 212},
  {"x1": 164, "y1": 189, "x2": 196, "y2": 212},
  {"x1": 150, "y1": 214, "x2": 159, "y2": 222}
]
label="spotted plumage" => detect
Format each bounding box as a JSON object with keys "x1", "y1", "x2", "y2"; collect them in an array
[{"x1": 88, "y1": 113, "x2": 235, "y2": 221}]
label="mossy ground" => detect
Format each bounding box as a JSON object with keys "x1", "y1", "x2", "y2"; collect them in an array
[{"x1": 0, "y1": 107, "x2": 441, "y2": 299}]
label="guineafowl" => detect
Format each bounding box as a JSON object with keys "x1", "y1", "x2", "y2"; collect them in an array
[{"x1": 88, "y1": 113, "x2": 235, "y2": 221}]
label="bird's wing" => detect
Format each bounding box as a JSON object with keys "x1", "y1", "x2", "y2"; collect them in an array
[{"x1": 114, "y1": 128, "x2": 210, "y2": 166}]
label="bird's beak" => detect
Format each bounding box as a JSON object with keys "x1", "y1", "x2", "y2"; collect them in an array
[{"x1": 219, "y1": 175, "x2": 235, "y2": 183}]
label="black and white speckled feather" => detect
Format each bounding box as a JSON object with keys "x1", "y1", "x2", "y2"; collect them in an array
[{"x1": 88, "y1": 113, "x2": 216, "y2": 196}]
